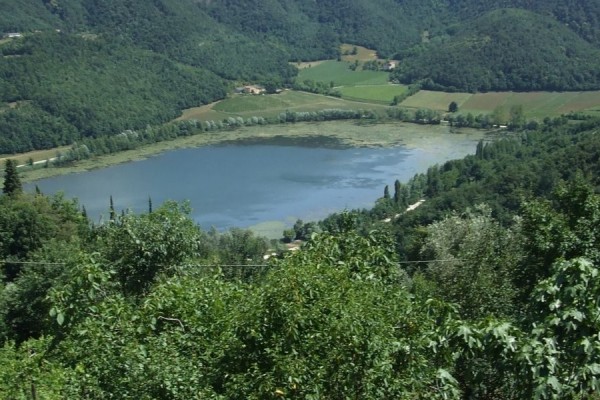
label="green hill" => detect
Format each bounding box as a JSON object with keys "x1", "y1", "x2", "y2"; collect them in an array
[
  {"x1": 0, "y1": 33, "x2": 227, "y2": 153},
  {"x1": 392, "y1": 8, "x2": 600, "y2": 92}
]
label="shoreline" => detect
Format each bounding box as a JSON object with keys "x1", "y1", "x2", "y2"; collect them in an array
[{"x1": 17, "y1": 120, "x2": 486, "y2": 183}]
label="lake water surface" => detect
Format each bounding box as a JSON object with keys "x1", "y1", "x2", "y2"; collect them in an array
[{"x1": 28, "y1": 125, "x2": 485, "y2": 236}]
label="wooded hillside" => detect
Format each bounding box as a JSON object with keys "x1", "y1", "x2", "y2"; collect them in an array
[{"x1": 392, "y1": 9, "x2": 600, "y2": 91}]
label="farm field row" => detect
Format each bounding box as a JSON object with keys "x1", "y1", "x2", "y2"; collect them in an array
[
  {"x1": 400, "y1": 90, "x2": 600, "y2": 117},
  {"x1": 178, "y1": 90, "x2": 392, "y2": 121},
  {"x1": 180, "y1": 88, "x2": 600, "y2": 124}
]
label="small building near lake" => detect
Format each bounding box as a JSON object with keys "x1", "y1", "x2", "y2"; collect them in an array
[
  {"x1": 383, "y1": 61, "x2": 397, "y2": 71},
  {"x1": 242, "y1": 85, "x2": 266, "y2": 95}
]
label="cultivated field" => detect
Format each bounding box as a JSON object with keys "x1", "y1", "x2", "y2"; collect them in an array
[{"x1": 401, "y1": 90, "x2": 600, "y2": 117}]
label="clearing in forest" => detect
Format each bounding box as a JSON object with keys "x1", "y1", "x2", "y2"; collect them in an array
[
  {"x1": 297, "y1": 60, "x2": 389, "y2": 87},
  {"x1": 339, "y1": 44, "x2": 379, "y2": 62}
]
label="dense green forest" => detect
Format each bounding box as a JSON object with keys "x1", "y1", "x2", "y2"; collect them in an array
[
  {"x1": 392, "y1": 9, "x2": 600, "y2": 91},
  {"x1": 0, "y1": 33, "x2": 227, "y2": 153},
  {"x1": 3, "y1": 1, "x2": 600, "y2": 154},
  {"x1": 1, "y1": 115, "x2": 600, "y2": 398}
]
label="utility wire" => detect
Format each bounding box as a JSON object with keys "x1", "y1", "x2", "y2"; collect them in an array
[
  {"x1": 0, "y1": 260, "x2": 66, "y2": 266},
  {"x1": 0, "y1": 259, "x2": 466, "y2": 268}
]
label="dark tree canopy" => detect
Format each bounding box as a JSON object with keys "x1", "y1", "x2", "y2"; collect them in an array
[
  {"x1": 2, "y1": 159, "x2": 22, "y2": 195},
  {"x1": 392, "y1": 9, "x2": 600, "y2": 92}
]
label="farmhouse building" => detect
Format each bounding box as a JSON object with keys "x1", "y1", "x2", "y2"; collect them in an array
[
  {"x1": 383, "y1": 61, "x2": 397, "y2": 71},
  {"x1": 238, "y1": 85, "x2": 265, "y2": 95}
]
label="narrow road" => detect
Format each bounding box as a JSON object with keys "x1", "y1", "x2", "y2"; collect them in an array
[{"x1": 14, "y1": 157, "x2": 58, "y2": 169}]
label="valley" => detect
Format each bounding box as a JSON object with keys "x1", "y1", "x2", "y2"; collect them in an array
[{"x1": 2, "y1": 2, "x2": 600, "y2": 398}]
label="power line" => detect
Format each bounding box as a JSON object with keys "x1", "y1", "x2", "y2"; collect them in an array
[
  {"x1": 0, "y1": 260, "x2": 66, "y2": 266},
  {"x1": 0, "y1": 259, "x2": 466, "y2": 268},
  {"x1": 181, "y1": 264, "x2": 270, "y2": 268},
  {"x1": 0, "y1": 260, "x2": 270, "y2": 268},
  {"x1": 396, "y1": 259, "x2": 462, "y2": 264}
]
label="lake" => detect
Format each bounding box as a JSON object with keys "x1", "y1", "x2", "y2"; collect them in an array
[{"x1": 27, "y1": 123, "x2": 486, "y2": 237}]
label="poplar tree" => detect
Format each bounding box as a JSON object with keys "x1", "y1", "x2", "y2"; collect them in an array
[
  {"x1": 109, "y1": 195, "x2": 116, "y2": 221},
  {"x1": 393, "y1": 180, "x2": 401, "y2": 204}
]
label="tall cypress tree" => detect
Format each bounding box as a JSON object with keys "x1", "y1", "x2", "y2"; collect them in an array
[
  {"x1": 393, "y1": 179, "x2": 401, "y2": 204},
  {"x1": 3, "y1": 159, "x2": 22, "y2": 195},
  {"x1": 109, "y1": 195, "x2": 116, "y2": 221},
  {"x1": 383, "y1": 185, "x2": 390, "y2": 200}
]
